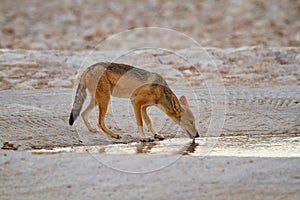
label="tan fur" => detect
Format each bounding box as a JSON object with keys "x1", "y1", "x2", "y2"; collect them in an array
[{"x1": 69, "y1": 62, "x2": 199, "y2": 141}]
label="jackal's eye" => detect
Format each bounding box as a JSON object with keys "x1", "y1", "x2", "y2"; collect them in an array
[{"x1": 189, "y1": 120, "x2": 194, "y2": 125}]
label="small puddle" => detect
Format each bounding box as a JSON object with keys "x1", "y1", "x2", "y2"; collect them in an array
[
  {"x1": 30, "y1": 138, "x2": 203, "y2": 156},
  {"x1": 30, "y1": 135, "x2": 300, "y2": 157}
]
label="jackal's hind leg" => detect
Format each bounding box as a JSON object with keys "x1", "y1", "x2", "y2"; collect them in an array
[
  {"x1": 142, "y1": 106, "x2": 164, "y2": 140},
  {"x1": 81, "y1": 97, "x2": 97, "y2": 133},
  {"x1": 96, "y1": 86, "x2": 121, "y2": 139}
]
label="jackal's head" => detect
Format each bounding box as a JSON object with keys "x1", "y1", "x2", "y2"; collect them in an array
[{"x1": 172, "y1": 95, "x2": 199, "y2": 139}]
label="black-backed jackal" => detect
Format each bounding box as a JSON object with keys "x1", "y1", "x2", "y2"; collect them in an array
[{"x1": 69, "y1": 63, "x2": 199, "y2": 141}]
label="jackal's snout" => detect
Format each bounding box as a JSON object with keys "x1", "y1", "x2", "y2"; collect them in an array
[
  {"x1": 178, "y1": 95, "x2": 200, "y2": 139},
  {"x1": 186, "y1": 130, "x2": 199, "y2": 139}
]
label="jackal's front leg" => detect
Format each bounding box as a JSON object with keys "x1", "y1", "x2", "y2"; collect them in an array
[
  {"x1": 141, "y1": 106, "x2": 164, "y2": 140},
  {"x1": 132, "y1": 102, "x2": 154, "y2": 142}
]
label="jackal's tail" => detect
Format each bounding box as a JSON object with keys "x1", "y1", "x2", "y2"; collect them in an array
[{"x1": 69, "y1": 78, "x2": 87, "y2": 126}]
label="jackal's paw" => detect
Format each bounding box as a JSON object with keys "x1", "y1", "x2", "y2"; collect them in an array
[
  {"x1": 154, "y1": 133, "x2": 165, "y2": 140},
  {"x1": 112, "y1": 134, "x2": 122, "y2": 139},
  {"x1": 88, "y1": 127, "x2": 98, "y2": 133},
  {"x1": 140, "y1": 137, "x2": 155, "y2": 142}
]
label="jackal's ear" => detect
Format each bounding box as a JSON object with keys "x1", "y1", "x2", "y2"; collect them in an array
[{"x1": 179, "y1": 95, "x2": 189, "y2": 107}]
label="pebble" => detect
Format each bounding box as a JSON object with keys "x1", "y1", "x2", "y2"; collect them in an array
[
  {"x1": 9, "y1": 67, "x2": 25, "y2": 76},
  {"x1": 48, "y1": 79, "x2": 72, "y2": 87},
  {"x1": 0, "y1": 71, "x2": 7, "y2": 77},
  {"x1": 33, "y1": 71, "x2": 48, "y2": 79},
  {"x1": 30, "y1": 42, "x2": 48, "y2": 50},
  {"x1": 295, "y1": 54, "x2": 300, "y2": 65},
  {"x1": 14, "y1": 80, "x2": 38, "y2": 90}
]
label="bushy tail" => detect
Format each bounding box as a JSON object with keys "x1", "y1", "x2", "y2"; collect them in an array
[{"x1": 69, "y1": 80, "x2": 87, "y2": 126}]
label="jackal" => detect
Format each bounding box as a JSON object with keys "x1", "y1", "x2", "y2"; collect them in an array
[{"x1": 69, "y1": 62, "x2": 199, "y2": 141}]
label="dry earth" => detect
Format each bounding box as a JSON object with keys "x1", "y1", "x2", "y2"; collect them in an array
[
  {"x1": 1, "y1": 48, "x2": 300, "y2": 199},
  {"x1": 1, "y1": 85, "x2": 300, "y2": 150},
  {"x1": 1, "y1": 0, "x2": 300, "y2": 49},
  {"x1": 1, "y1": 152, "x2": 300, "y2": 200},
  {"x1": 1, "y1": 47, "x2": 299, "y2": 90},
  {"x1": 1, "y1": 0, "x2": 300, "y2": 199}
]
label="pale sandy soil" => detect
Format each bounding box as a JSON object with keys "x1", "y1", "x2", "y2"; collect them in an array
[
  {"x1": 1, "y1": 47, "x2": 299, "y2": 90},
  {"x1": 1, "y1": 49, "x2": 299, "y2": 199},
  {"x1": 1, "y1": 86, "x2": 300, "y2": 150},
  {"x1": 1, "y1": 0, "x2": 300, "y2": 199},
  {"x1": 1, "y1": 0, "x2": 300, "y2": 49},
  {"x1": 1, "y1": 151, "x2": 300, "y2": 200}
]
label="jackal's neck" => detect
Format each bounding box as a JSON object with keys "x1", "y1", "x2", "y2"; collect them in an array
[{"x1": 160, "y1": 87, "x2": 183, "y2": 120}]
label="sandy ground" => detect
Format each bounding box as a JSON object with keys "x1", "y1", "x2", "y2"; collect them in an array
[
  {"x1": 1, "y1": 0, "x2": 300, "y2": 49},
  {"x1": 1, "y1": 86, "x2": 300, "y2": 150},
  {"x1": 1, "y1": 0, "x2": 300, "y2": 199},
  {"x1": 1, "y1": 151, "x2": 300, "y2": 200},
  {"x1": 1, "y1": 49, "x2": 300, "y2": 199},
  {"x1": 1, "y1": 47, "x2": 299, "y2": 90}
]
